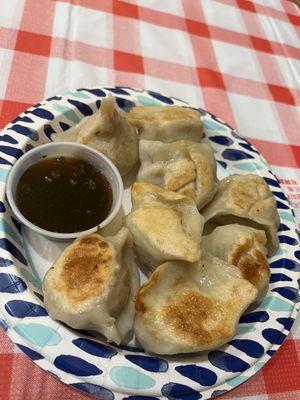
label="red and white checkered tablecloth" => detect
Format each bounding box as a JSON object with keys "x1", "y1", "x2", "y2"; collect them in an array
[{"x1": 0, "y1": 0, "x2": 299, "y2": 399}]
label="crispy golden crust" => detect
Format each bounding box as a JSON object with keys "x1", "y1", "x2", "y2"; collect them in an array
[
  {"x1": 161, "y1": 289, "x2": 230, "y2": 346},
  {"x1": 53, "y1": 234, "x2": 113, "y2": 305},
  {"x1": 135, "y1": 268, "x2": 160, "y2": 313},
  {"x1": 228, "y1": 234, "x2": 270, "y2": 289},
  {"x1": 126, "y1": 105, "x2": 200, "y2": 128},
  {"x1": 164, "y1": 160, "x2": 195, "y2": 192}
]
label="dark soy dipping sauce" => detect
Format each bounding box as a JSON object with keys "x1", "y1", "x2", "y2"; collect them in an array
[{"x1": 16, "y1": 156, "x2": 113, "y2": 233}]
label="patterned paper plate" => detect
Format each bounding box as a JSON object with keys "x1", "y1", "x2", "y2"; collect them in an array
[{"x1": 0, "y1": 87, "x2": 299, "y2": 400}]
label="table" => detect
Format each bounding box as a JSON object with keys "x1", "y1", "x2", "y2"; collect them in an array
[{"x1": 0, "y1": 1, "x2": 299, "y2": 399}]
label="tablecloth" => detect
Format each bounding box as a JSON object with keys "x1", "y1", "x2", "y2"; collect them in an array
[{"x1": 0, "y1": 0, "x2": 299, "y2": 399}]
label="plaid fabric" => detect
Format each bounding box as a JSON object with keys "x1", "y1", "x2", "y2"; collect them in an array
[{"x1": 0, "y1": 0, "x2": 299, "y2": 399}]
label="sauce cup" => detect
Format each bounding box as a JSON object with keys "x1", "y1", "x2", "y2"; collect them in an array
[{"x1": 6, "y1": 142, "x2": 124, "y2": 240}]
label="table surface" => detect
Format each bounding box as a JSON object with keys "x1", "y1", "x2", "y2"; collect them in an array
[{"x1": 0, "y1": 1, "x2": 299, "y2": 399}]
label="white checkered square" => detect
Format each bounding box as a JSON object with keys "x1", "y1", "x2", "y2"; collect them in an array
[
  {"x1": 227, "y1": 93, "x2": 287, "y2": 143},
  {"x1": 0, "y1": 49, "x2": 13, "y2": 98},
  {"x1": 52, "y1": 2, "x2": 113, "y2": 48},
  {"x1": 251, "y1": 0, "x2": 285, "y2": 12},
  {"x1": 274, "y1": 55, "x2": 300, "y2": 89},
  {"x1": 257, "y1": 14, "x2": 299, "y2": 48},
  {"x1": 213, "y1": 40, "x2": 262, "y2": 81},
  {"x1": 137, "y1": 0, "x2": 184, "y2": 16},
  {"x1": 202, "y1": 0, "x2": 245, "y2": 33},
  {"x1": 45, "y1": 58, "x2": 113, "y2": 98},
  {"x1": 144, "y1": 75, "x2": 204, "y2": 108},
  {"x1": 140, "y1": 21, "x2": 196, "y2": 66},
  {"x1": 0, "y1": 0, "x2": 25, "y2": 29}
]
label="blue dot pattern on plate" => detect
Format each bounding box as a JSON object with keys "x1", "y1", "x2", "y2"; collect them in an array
[
  {"x1": 109, "y1": 366, "x2": 155, "y2": 389},
  {"x1": 0, "y1": 87, "x2": 299, "y2": 400},
  {"x1": 8, "y1": 125, "x2": 39, "y2": 141},
  {"x1": 0, "y1": 257, "x2": 13, "y2": 268},
  {"x1": 239, "y1": 311, "x2": 269, "y2": 323},
  {"x1": 5, "y1": 300, "x2": 47, "y2": 318},
  {"x1": 0, "y1": 273, "x2": 27, "y2": 293},
  {"x1": 272, "y1": 286, "x2": 300, "y2": 302},
  {"x1": 17, "y1": 343, "x2": 44, "y2": 360},
  {"x1": 229, "y1": 339, "x2": 264, "y2": 358},
  {"x1": 28, "y1": 108, "x2": 55, "y2": 120},
  {"x1": 208, "y1": 135, "x2": 233, "y2": 146},
  {"x1": 72, "y1": 338, "x2": 117, "y2": 358},
  {"x1": 67, "y1": 99, "x2": 93, "y2": 116},
  {"x1": 208, "y1": 351, "x2": 250, "y2": 372},
  {"x1": 71, "y1": 383, "x2": 114, "y2": 400},
  {"x1": 0, "y1": 145, "x2": 23, "y2": 159},
  {"x1": 13, "y1": 323, "x2": 61, "y2": 346},
  {"x1": 276, "y1": 317, "x2": 295, "y2": 331},
  {"x1": 78, "y1": 88, "x2": 106, "y2": 97},
  {"x1": 125, "y1": 354, "x2": 168, "y2": 372},
  {"x1": 54, "y1": 354, "x2": 102, "y2": 376},
  {"x1": 262, "y1": 329, "x2": 286, "y2": 345},
  {"x1": 270, "y1": 273, "x2": 293, "y2": 283},
  {"x1": 270, "y1": 258, "x2": 299, "y2": 271},
  {"x1": 222, "y1": 148, "x2": 254, "y2": 161},
  {"x1": 161, "y1": 382, "x2": 202, "y2": 400},
  {"x1": 0, "y1": 238, "x2": 27, "y2": 265},
  {"x1": 175, "y1": 365, "x2": 217, "y2": 386}
]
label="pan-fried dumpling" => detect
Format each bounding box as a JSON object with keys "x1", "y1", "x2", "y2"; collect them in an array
[
  {"x1": 126, "y1": 105, "x2": 203, "y2": 142},
  {"x1": 202, "y1": 174, "x2": 280, "y2": 256},
  {"x1": 202, "y1": 224, "x2": 270, "y2": 304},
  {"x1": 43, "y1": 228, "x2": 140, "y2": 344},
  {"x1": 53, "y1": 95, "x2": 139, "y2": 176},
  {"x1": 138, "y1": 140, "x2": 218, "y2": 209},
  {"x1": 135, "y1": 251, "x2": 257, "y2": 354},
  {"x1": 125, "y1": 182, "x2": 203, "y2": 272}
]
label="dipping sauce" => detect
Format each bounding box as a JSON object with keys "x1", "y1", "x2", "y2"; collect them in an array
[{"x1": 16, "y1": 156, "x2": 113, "y2": 233}]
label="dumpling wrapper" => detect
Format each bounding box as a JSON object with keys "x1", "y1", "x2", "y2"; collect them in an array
[
  {"x1": 126, "y1": 105, "x2": 203, "y2": 142},
  {"x1": 138, "y1": 140, "x2": 218, "y2": 209},
  {"x1": 53, "y1": 95, "x2": 139, "y2": 176},
  {"x1": 201, "y1": 174, "x2": 280, "y2": 256},
  {"x1": 43, "y1": 228, "x2": 140, "y2": 344},
  {"x1": 202, "y1": 224, "x2": 270, "y2": 305},
  {"x1": 125, "y1": 182, "x2": 203, "y2": 272},
  {"x1": 135, "y1": 251, "x2": 257, "y2": 355}
]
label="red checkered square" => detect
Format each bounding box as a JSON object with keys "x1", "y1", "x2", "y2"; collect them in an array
[
  {"x1": 236, "y1": 0, "x2": 256, "y2": 13},
  {"x1": 114, "y1": 50, "x2": 144, "y2": 74},
  {"x1": 0, "y1": 100, "x2": 32, "y2": 129},
  {"x1": 268, "y1": 84, "x2": 296, "y2": 105},
  {"x1": 250, "y1": 35, "x2": 274, "y2": 54},
  {"x1": 197, "y1": 68, "x2": 226, "y2": 90},
  {"x1": 113, "y1": 0, "x2": 139, "y2": 19},
  {"x1": 186, "y1": 19, "x2": 210, "y2": 38},
  {"x1": 0, "y1": 353, "x2": 13, "y2": 399},
  {"x1": 15, "y1": 30, "x2": 51, "y2": 57},
  {"x1": 263, "y1": 339, "x2": 300, "y2": 393}
]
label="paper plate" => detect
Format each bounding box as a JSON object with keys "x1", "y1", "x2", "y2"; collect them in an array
[{"x1": 0, "y1": 87, "x2": 299, "y2": 400}]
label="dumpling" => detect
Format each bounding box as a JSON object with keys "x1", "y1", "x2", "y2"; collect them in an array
[
  {"x1": 53, "y1": 95, "x2": 139, "y2": 176},
  {"x1": 202, "y1": 224, "x2": 270, "y2": 305},
  {"x1": 125, "y1": 182, "x2": 203, "y2": 271},
  {"x1": 201, "y1": 174, "x2": 280, "y2": 256},
  {"x1": 43, "y1": 228, "x2": 140, "y2": 344},
  {"x1": 138, "y1": 140, "x2": 218, "y2": 209},
  {"x1": 126, "y1": 105, "x2": 203, "y2": 142},
  {"x1": 135, "y1": 251, "x2": 257, "y2": 355}
]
